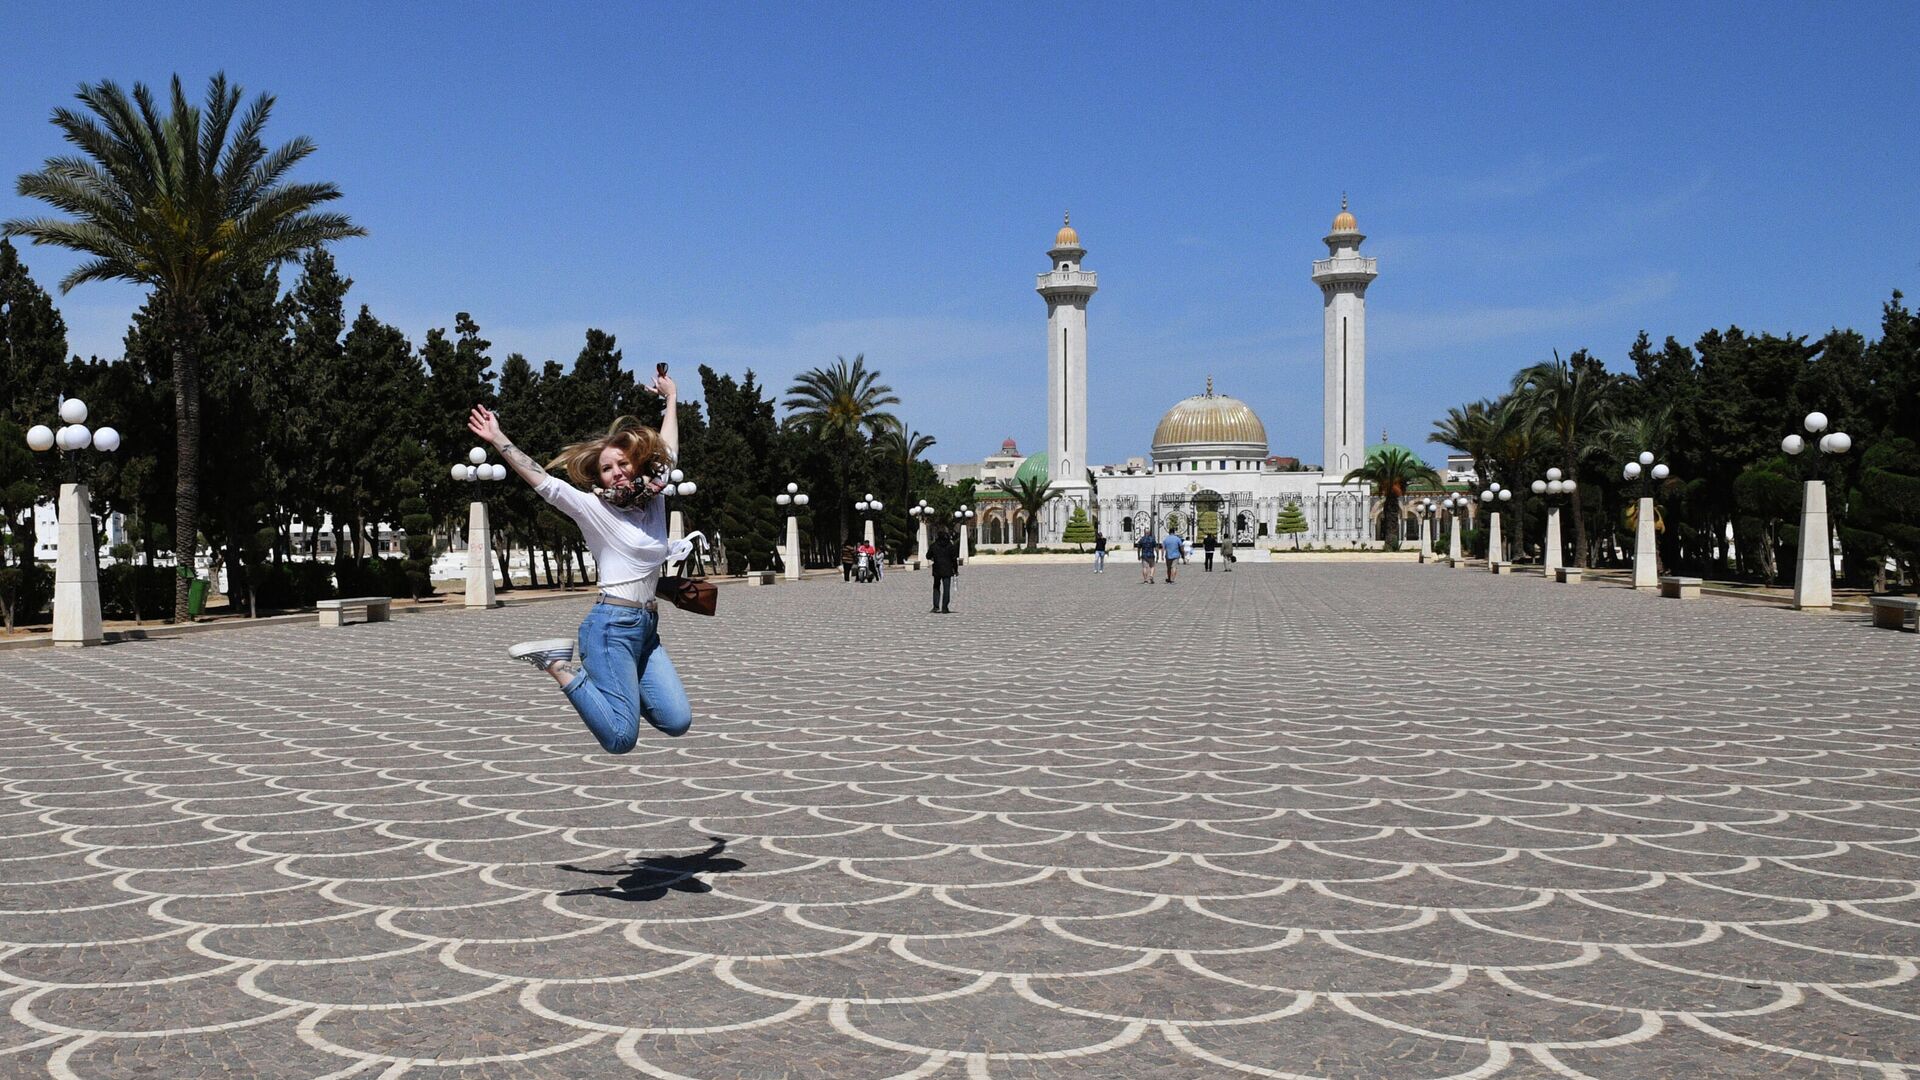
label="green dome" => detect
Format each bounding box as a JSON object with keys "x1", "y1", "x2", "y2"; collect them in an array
[
  {"x1": 1365, "y1": 442, "x2": 1422, "y2": 465},
  {"x1": 1013, "y1": 451, "x2": 1050, "y2": 485}
]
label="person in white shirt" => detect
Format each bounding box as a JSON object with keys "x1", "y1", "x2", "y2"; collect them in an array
[{"x1": 467, "y1": 373, "x2": 691, "y2": 750}]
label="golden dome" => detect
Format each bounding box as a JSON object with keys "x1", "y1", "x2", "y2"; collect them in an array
[
  {"x1": 1054, "y1": 211, "x2": 1080, "y2": 248},
  {"x1": 1151, "y1": 385, "x2": 1269, "y2": 458},
  {"x1": 1331, "y1": 193, "x2": 1357, "y2": 233}
]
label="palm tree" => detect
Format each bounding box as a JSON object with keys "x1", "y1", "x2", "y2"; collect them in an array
[
  {"x1": 1343, "y1": 447, "x2": 1443, "y2": 550},
  {"x1": 6, "y1": 74, "x2": 363, "y2": 620},
  {"x1": 1428, "y1": 399, "x2": 1498, "y2": 482},
  {"x1": 1511, "y1": 352, "x2": 1617, "y2": 567},
  {"x1": 996, "y1": 474, "x2": 1059, "y2": 551},
  {"x1": 783, "y1": 355, "x2": 899, "y2": 546},
  {"x1": 873, "y1": 418, "x2": 935, "y2": 542}
]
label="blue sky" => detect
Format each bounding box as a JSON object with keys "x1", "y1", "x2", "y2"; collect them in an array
[{"x1": 5, "y1": 3, "x2": 1917, "y2": 468}]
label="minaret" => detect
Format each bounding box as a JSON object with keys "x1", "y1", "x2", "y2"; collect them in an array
[
  {"x1": 1310, "y1": 195, "x2": 1377, "y2": 478},
  {"x1": 1035, "y1": 213, "x2": 1097, "y2": 540}
]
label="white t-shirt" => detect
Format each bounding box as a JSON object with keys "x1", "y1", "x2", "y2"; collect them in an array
[{"x1": 536, "y1": 475, "x2": 669, "y2": 601}]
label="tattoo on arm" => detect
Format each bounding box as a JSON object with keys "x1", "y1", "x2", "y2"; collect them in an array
[{"x1": 498, "y1": 442, "x2": 549, "y2": 483}]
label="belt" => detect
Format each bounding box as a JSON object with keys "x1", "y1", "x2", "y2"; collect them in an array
[{"x1": 596, "y1": 596, "x2": 658, "y2": 611}]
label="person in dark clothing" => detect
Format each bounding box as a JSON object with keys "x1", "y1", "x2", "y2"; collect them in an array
[
  {"x1": 1092, "y1": 533, "x2": 1107, "y2": 573},
  {"x1": 840, "y1": 542, "x2": 857, "y2": 582},
  {"x1": 928, "y1": 530, "x2": 959, "y2": 613},
  {"x1": 1203, "y1": 533, "x2": 1219, "y2": 571}
]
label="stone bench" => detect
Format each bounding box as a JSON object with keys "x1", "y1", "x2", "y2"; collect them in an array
[
  {"x1": 744, "y1": 570, "x2": 775, "y2": 586},
  {"x1": 1554, "y1": 567, "x2": 1582, "y2": 584},
  {"x1": 317, "y1": 596, "x2": 392, "y2": 627},
  {"x1": 1869, "y1": 596, "x2": 1919, "y2": 631},
  {"x1": 1489, "y1": 561, "x2": 1510, "y2": 575},
  {"x1": 1659, "y1": 576, "x2": 1702, "y2": 599}
]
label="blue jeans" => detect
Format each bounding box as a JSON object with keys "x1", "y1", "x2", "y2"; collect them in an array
[{"x1": 562, "y1": 602, "x2": 692, "y2": 751}]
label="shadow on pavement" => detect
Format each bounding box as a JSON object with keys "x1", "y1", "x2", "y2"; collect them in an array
[{"x1": 556, "y1": 837, "x2": 745, "y2": 902}]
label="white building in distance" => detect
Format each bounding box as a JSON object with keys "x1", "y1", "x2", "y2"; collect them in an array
[{"x1": 957, "y1": 202, "x2": 1427, "y2": 550}]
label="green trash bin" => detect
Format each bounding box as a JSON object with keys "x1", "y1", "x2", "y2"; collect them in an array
[{"x1": 187, "y1": 576, "x2": 209, "y2": 618}]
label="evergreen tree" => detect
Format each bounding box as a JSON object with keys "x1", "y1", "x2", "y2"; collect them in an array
[
  {"x1": 1276, "y1": 502, "x2": 1309, "y2": 549},
  {"x1": 422, "y1": 313, "x2": 497, "y2": 525},
  {"x1": 1061, "y1": 506, "x2": 1095, "y2": 550},
  {"x1": 329, "y1": 308, "x2": 427, "y2": 564},
  {"x1": 0, "y1": 240, "x2": 69, "y2": 573}
]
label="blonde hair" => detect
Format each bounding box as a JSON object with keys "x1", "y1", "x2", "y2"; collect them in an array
[{"x1": 547, "y1": 416, "x2": 670, "y2": 487}]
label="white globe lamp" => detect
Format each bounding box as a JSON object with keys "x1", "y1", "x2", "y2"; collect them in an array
[
  {"x1": 92, "y1": 427, "x2": 120, "y2": 453},
  {"x1": 26, "y1": 425, "x2": 55, "y2": 452},
  {"x1": 59, "y1": 398, "x2": 87, "y2": 424},
  {"x1": 1804, "y1": 412, "x2": 1828, "y2": 434},
  {"x1": 1782, "y1": 434, "x2": 1805, "y2": 456}
]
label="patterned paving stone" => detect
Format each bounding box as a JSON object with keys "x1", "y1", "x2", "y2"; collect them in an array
[{"x1": 2, "y1": 562, "x2": 1917, "y2": 1077}]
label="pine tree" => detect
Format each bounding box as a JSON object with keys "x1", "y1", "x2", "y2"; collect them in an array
[
  {"x1": 1276, "y1": 502, "x2": 1309, "y2": 549},
  {"x1": 1061, "y1": 506, "x2": 1095, "y2": 550}
]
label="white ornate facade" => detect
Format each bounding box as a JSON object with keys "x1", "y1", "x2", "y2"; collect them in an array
[{"x1": 1013, "y1": 204, "x2": 1396, "y2": 550}]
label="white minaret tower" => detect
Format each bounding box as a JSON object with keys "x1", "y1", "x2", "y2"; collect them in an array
[
  {"x1": 1311, "y1": 195, "x2": 1377, "y2": 478},
  {"x1": 1035, "y1": 213, "x2": 1096, "y2": 541}
]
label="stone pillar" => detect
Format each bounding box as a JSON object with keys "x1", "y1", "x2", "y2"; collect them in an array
[
  {"x1": 1633, "y1": 496, "x2": 1658, "y2": 590},
  {"x1": 1488, "y1": 511, "x2": 1504, "y2": 569},
  {"x1": 1544, "y1": 507, "x2": 1563, "y2": 576},
  {"x1": 1447, "y1": 514, "x2": 1462, "y2": 565},
  {"x1": 53, "y1": 482, "x2": 103, "y2": 646},
  {"x1": 668, "y1": 510, "x2": 685, "y2": 575},
  {"x1": 784, "y1": 515, "x2": 801, "y2": 581},
  {"x1": 1418, "y1": 516, "x2": 1432, "y2": 561},
  {"x1": 960, "y1": 523, "x2": 972, "y2": 564},
  {"x1": 464, "y1": 500, "x2": 496, "y2": 609},
  {"x1": 1793, "y1": 479, "x2": 1832, "y2": 609},
  {"x1": 863, "y1": 518, "x2": 875, "y2": 546},
  {"x1": 915, "y1": 521, "x2": 928, "y2": 568}
]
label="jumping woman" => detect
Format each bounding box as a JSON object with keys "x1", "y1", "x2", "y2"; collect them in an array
[{"x1": 466, "y1": 372, "x2": 692, "y2": 750}]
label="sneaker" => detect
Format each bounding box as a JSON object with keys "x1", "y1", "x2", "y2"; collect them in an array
[{"x1": 508, "y1": 638, "x2": 576, "y2": 673}]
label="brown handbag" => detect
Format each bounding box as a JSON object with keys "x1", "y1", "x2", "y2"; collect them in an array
[{"x1": 658, "y1": 540, "x2": 719, "y2": 616}]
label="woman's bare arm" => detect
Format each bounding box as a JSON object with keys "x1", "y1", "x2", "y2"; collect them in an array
[
  {"x1": 652, "y1": 371, "x2": 679, "y2": 463},
  {"x1": 468, "y1": 405, "x2": 548, "y2": 488}
]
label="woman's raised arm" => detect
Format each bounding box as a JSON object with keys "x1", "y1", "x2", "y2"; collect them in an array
[
  {"x1": 651, "y1": 371, "x2": 678, "y2": 463},
  {"x1": 468, "y1": 405, "x2": 548, "y2": 489}
]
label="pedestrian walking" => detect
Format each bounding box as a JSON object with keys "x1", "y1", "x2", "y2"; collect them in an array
[
  {"x1": 469, "y1": 371, "x2": 694, "y2": 752},
  {"x1": 1162, "y1": 529, "x2": 1183, "y2": 584},
  {"x1": 929, "y1": 529, "x2": 959, "y2": 613},
  {"x1": 1137, "y1": 531, "x2": 1158, "y2": 583},
  {"x1": 1093, "y1": 532, "x2": 1107, "y2": 573},
  {"x1": 1203, "y1": 533, "x2": 1219, "y2": 572},
  {"x1": 840, "y1": 542, "x2": 857, "y2": 582}
]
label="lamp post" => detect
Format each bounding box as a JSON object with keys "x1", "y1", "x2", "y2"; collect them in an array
[
  {"x1": 26, "y1": 397, "x2": 119, "y2": 645},
  {"x1": 660, "y1": 468, "x2": 697, "y2": 573},
  {"x1": 853, "y1": 493, "x2": 884, "y2": 549},
  {"x1": 907, "y1": 499, "x2": 936, "y2": 568},
  {"x1": 775, "y1": 482, "x2": 809, "y2": 581},
  {"x1": 1783, "y1": 411, "x2": 1854, "y2": 609},
  {"x1": 1479, "y1": 483, "x2": 1513, "y2": 571},
  {"x1": 953, "y1": 504, "x2": 975, "y2": 564},
  {"x1": 1621, "y1": 452, "x2": 1671, "y2": 591},
  {"x1": 449, "y1": 448, "x2": 507, "y2": 608},
  {"x1": 1442, "y1": 494, "x2": 1467, "y2": 566},
  {"x1": 1528, "y1": 468, "x2": 1578, "y2": 578}
]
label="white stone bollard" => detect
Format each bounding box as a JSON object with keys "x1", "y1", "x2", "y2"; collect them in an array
[
  {"x1": 465, "y1": 500, "x2": 497, "y2": 609},
  {"x1": 1544, "y1": 507, "x2": 1563, "y2": 577},
  {"x1": 1633, "y1": 496, "x2": 1658, "y2": 591},
  {"x1": 1793, "y1": 479, "x2": 1832, "y2": 609},
  {"x1": 1488, "y1": 511, "x2": 1504, "y2": 570},
  {"x1": 53, "y1": 482, "x2": 104, "y2": 646},
  {"x1": 1447, "y1": 514, "x2": 1462, "y2": 566},
  {"x1": 1418, "y1": 517, "x2": 1432, "y2": 561},
  {"x1": 784, "y1": 515, "x2": 801, "y2": 581},
  {"x1": 960, "y1": 523, "x2": 972, "y2": 564}
]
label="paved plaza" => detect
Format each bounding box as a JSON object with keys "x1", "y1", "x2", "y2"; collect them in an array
[{"x1": 0, "y1": 563, "x2": 1917, "y2": 1078}]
